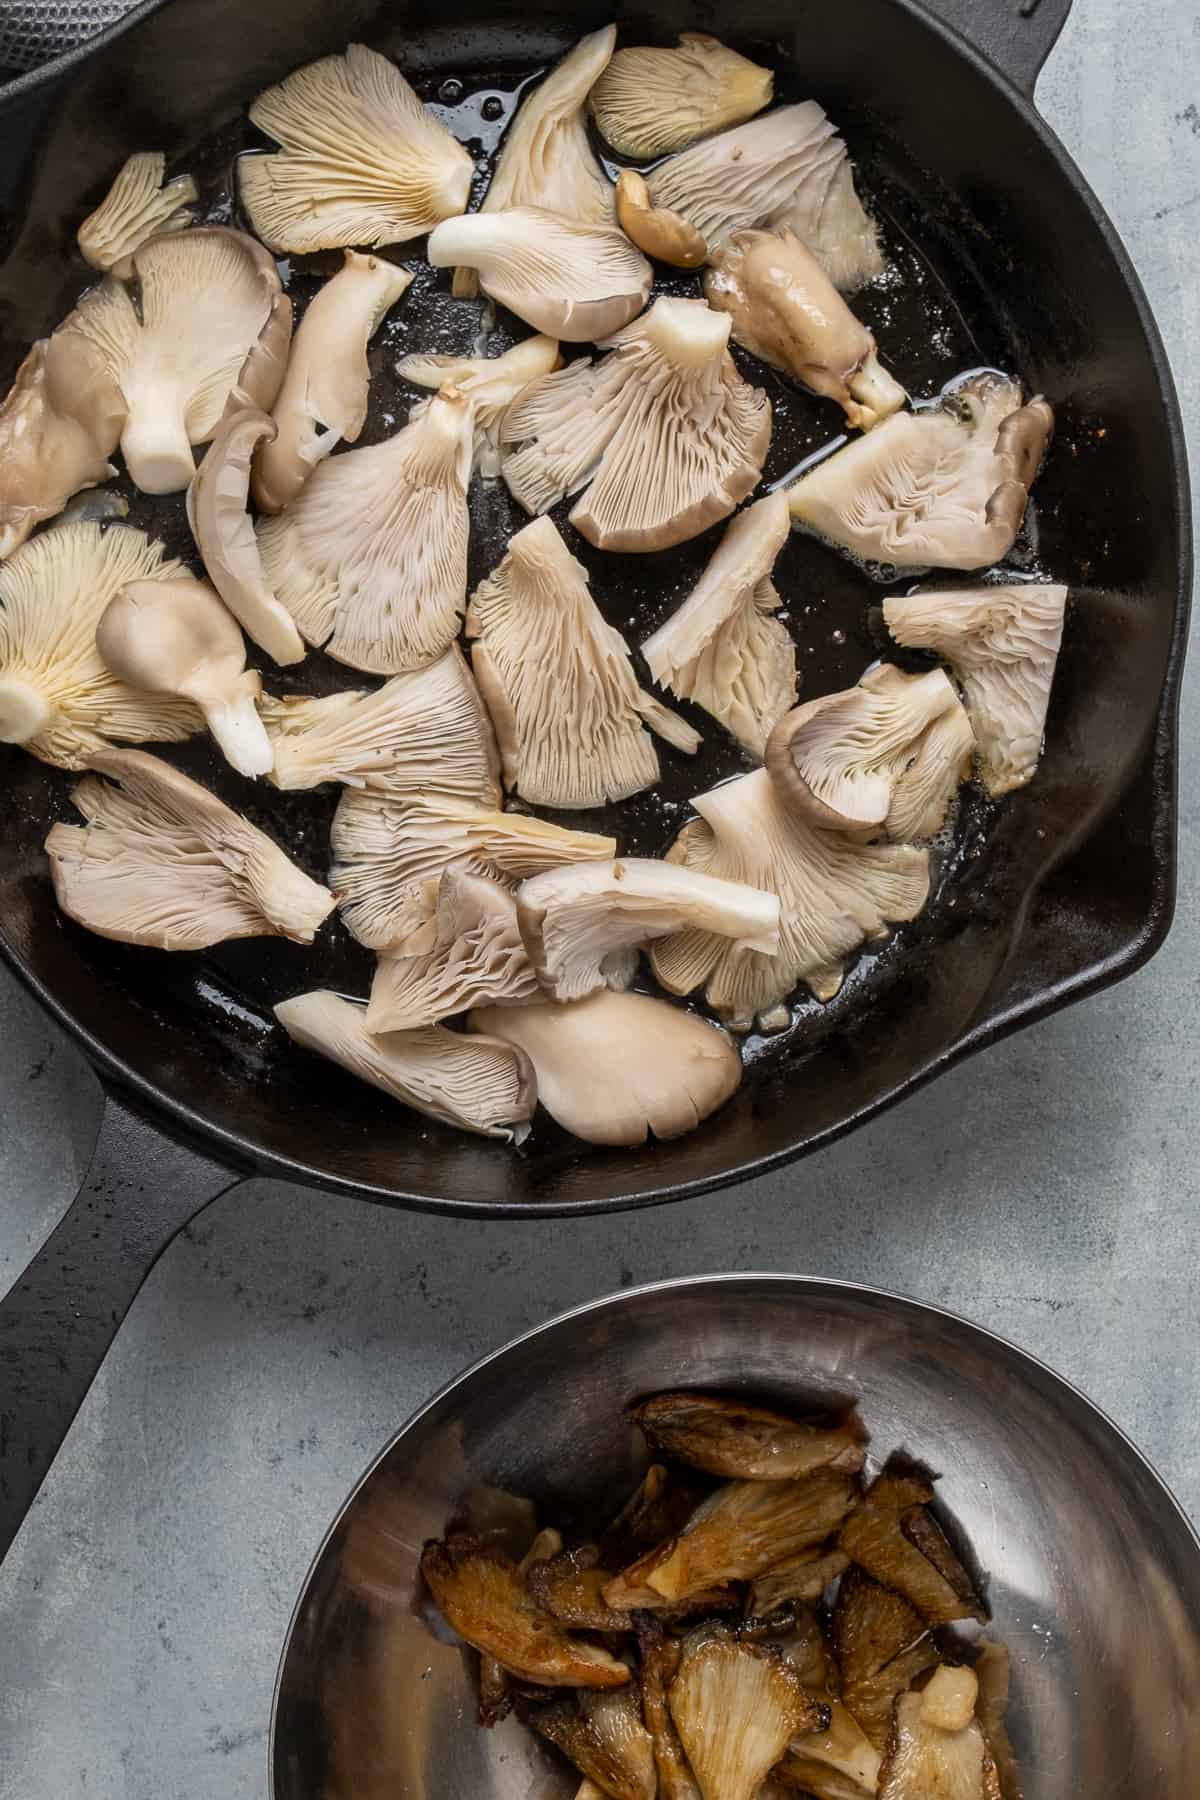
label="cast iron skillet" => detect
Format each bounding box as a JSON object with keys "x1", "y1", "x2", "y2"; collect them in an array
[{"x1": 0, "y1": 0, "x2": 1190, "y2": 1560}]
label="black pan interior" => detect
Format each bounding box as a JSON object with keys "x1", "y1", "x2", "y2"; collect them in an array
[{"x1": 0, "y1": 0, "x2": 1186, "y2": 1211}]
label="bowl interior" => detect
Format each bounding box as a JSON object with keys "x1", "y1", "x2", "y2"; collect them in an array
[{"x1": 273, "y1": 1277, "x2": 1200, "y2": 1800}]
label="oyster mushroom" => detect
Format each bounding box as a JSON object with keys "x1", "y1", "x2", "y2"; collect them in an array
[
  {"x1": 77, "y1": 152, "x2": 197, "y2": 270},
  {"x1": 427, "y1": 208, "x2": 651, "y2": 343},
  {"x1": 600, "y1": 1465, "x2": 708, "y2": 1573},
  {"x1": 607, "y1": 1467, "x2": 861, "y2": 1603},
  {"x1": 831, "y1": 1569, "x2": 939, "y2": 1754},
  {"x1": 786, "y1": 376, "x2": 1055, "y2": 571},
  {"x1": 882, "y1": 678, "x2": 975, "y2": 843},
  {"x1": 747, "y1": 1547, "x2": 851, "y2": 1618},
  {"x1": 66, "y1": 227, "x2": 292, "y2": 493},
  {"x1": 765, "y1": 666, "x2": 961, "y2": 831},
  {"x1": 615, "y1": 172, "x2": 707, "y2": 270},
  {"x1": 96, "y1": 575, "x2": 273, "y2": 779},
  {"x1": 0, "y1": 523, "x2": 200, "y2": 769},
  {"x1": 646, "y1": 103, "x2": 883, "y2": 290},
  {"x1": 470, "y1": 988, "x2": 742, "y2": 1148},
  {"x1": 273, "y1": 991, "x2": 534, "y2": 1143},
  {"x1": 525, "y1": 1544, "x2": 630, "y2": 1633},
  {"x1": 840, "y1": 1468, "x2": 985, "y2": 1627},
  {"x1": 525, "y1": 1690, "x2": 656, "y2": 1800},
  {"x1": 239, "y1": 44, "x2": 472, "y2": 253},
  {"x1": 330, "y1": 786, "x2": 615, "y2": 951},
  {"x1": 631, "y1": 1391, "x2": 867, "y2": 1481},
  {"x1": 502, "y1": 297, "x2": 771, "y2": 552},
  {"x1": 517, "y1": 858, "x2": 780, "y2": 1002},
  {"x1": 261, "y1": 645, "x2": 500, "y2": 800},
  {"x1": 649, "y1": 768, "x2": 930, "y2": 1025},
  {"x1": 466, "y1": 517, "x2": 699, "y2": 810},
  {"x1": 452, "y1": 26, "x2": 617, "y2": 299},
  {"x1": 637, "y1": 1625, "x2": 700, "y2": 1800},
  {"x1": 395, "y1": 334, "x2": 561, "y2": 477},
  {"x1": 0, "y1": 330, "x2": 126, "y2": 558},
  {"x1": 668, "y1": 1626, "x2": 829, "y2": 1800},
  {"x1": 590, "y1": 35, "x2": 774, "y2": 158},
  {"x1": 251, "y1": 250, "x2": 413, "y2": 514},
  {"x1": 878, "y1": 1670, "x2": 999, "y2": 1800},
  {"x1": 705, "y1": 228, "x2": 905, "y2": 428},
  {"x1": 46, "y1": 748, "x2": 333, "y2": 948},
  {"x1": 641, "y1": 492, "x2": 796, "y2": 757},
  {"x1": 186, "y1": 407, "x2": 305, "y2": 668},
  {"x1": 883, "y1": 581, "x2": 1067, "y2": 796},
  {"x1": 366, "y1": 866, "x2": 537, "y2": 1032},
  {"x1": 420, "y1": 1534, "x2": 630, "y2": 1686},
  {"x1": 256, "y1": 384, "x2": 473, "y2": 674},
  {"x1": 768, "y1": 1605, "x2": 883, "y2": 1800}
]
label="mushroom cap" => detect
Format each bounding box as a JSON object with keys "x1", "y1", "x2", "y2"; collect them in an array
[
  {"x1": 884, "y1": 581, "x2": 1067, "y2": 795},
  {"x1": 252, "y1": 249, "x2": 414, "y2": 515},
  {"x1": 469, "y1": 988, "x2": 742, "y2": 1147},
  {"x1": 330, "y1": 785, "x2": 615, "y2": 951},
  {"x1": 0, "y1": 333, "x2": 125, "y2": 560},
  {"x1": 615, "y1": 172, "x2": 708, "y2": 270},
  {"x1": 590, "y1": 35, "x2": 774, "y2": 160},
  {"x1": 646, "y1": 103, "x2": 883, "y2": 289},
  {"x1": 46, "y1": 747, "x2": 334, "y2": 948},
  {"x1": 883, "y1": 683, "x2": 975, "y2": 842},
  {"x1": 187, "y1": 406, "x2": 305, "y2": 668},
  {"x1": 642, "y1": 492, "x2": 796, "y2": 757},
  {"x1": 0, "y1": 522, "x2": 201, "y2": 768},
  {"x1": 764, "y1": 665, "x2": 960, "y2": 830},
  {"x1": 395, "y1": 334, "x2": 561, "y2": 478},
  {"x1": 256, "y1": 384, "x2": 474, "y2": 675},
  {"x1": 787, "y1": 375, "x2": 1055, "y2": 571},
  {"x1": 427, "y1": 207, "x2": 652, "y2": 344},
  {"x1": 466, "y1": 516, "x2": 694, "y2": 810},
  {"x1": 68, "y1": 226, "x2": 290, "y2": 493},
  {"x1": 517, "y1": 856, "x2": 780, "y2": 1002},
  {"x1": 275, "y1": 989, "x2": 535, "y2": 1142},
  {"x1": 366, "y1": 864, "x2": 537, "y2": 1032},
  {"x1": 77, "y1": 151, "x2": 198, "y2": 271},
  {"x1": 649, "y1": 767, "x2": 929, "y2": 1024},
  {"x1": 239, "y1": 44, "x2": 473, "y2": 253},
  {"x1": 261, "y1": 642, "x2": 500, "y2": 802},
  {"x1": 502, "y1": 298, "x2": 771, "y2": 553}
]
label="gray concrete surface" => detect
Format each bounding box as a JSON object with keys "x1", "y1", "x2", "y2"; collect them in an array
[{"x1": 1, "y1": 6, "x2": 1199, "y2": 1797}]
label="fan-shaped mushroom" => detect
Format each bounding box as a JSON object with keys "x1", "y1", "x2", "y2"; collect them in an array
[
  {"x1": 590, "y1": 35, "x2": 773, "y2": 159},
  {"x1": 638, "y1": 1626, "x2": 700, "y2": 1800},
  {"x1": 884, "y1": 582, "x2": 1067, "y2": 796},
  {"x1": 786, "y1": 376, "x2": 1055, "y2": 571},
  {"x1": 256, "y1": 384, "x2": 473, "y2": 674},
  {"x1": 839, "y1": 1468, "x2": 985, "y2": 1626},
  {"x1": 274, "y1": 990, "x2": 534, "y2": 1142},
  {"x1": 765, "y1": 665, "x2": 960, "y2": 831},
  {"x1": 502, "y1": 298, "x2": 771, "y2": 552},
  {"x1": 525, "y1": 1690, "x2": 656, "y2": 1800},
  {"x1": 331, "y1": 787, "x2": 615, "y2": 951},
  {"x1": 186, "y1": 407, "x2": 305, "y2": 668},
  {"x1": 646, "y1": 104, "x2": 883, "y2": 290},
  {"x1": 46, "y1": 747, "x2": 333, "y2": 948},
  {"x1": 649, "y1": 768, "x2": 930, "y2": 1025},
  {"x1": 66, "y1": 227, "x2": 292, "y2": 493},
  {"x1": 615, "y1": 172, "x2": 707, "y2": 269},
  {"x1": 77, "y1": 152, "x2": 197, "y2": 270},
  {"x1": 0, "y1": 330, "x2": 126, "y2": 559},
  {"x1": 705, "y1": 228, "x2": 905, "y2": 428},
  {"x1": 367, "y1": 865, "x2": 536, "y2": 1032},
  {"x1": 642, "y1": 492, "x2": 796, "y2": 757},
  {"x1": 251, "y1": 250, "x2": 413, "y2": 515},
  {"x1": 239, "y1": 44, "x2": 472, "y2": 253},
  {"x1": 428, "y1": 208, "x2": 651, "y2": 343},
  {"x1": 470, "y1": 988, "x2": 742, "y2": 1147},
  {"x1": 466, "y1": 516, "x2": 699, "y2": 809},
  {"x1": 0, "y1": 523, "x2": 200, "y2": 769},
  {"x1": 452, "y1": 26, "x2": 616, "y2": 300},
  {"x1": 771, "y1": 1605, "x2": 882, "y2": 1800},
  {"x1": 517, "y1": 858, "x2": 780, "y2": 1001},
  {"x1": 261, "y1": 645, "x2": 500, "y2": 800},
  {"x1": 881, "y1": 674, "x2": 975, "y2": 842},
  {"x1": 632, "y1": 1391, "x2": 866, "y2": 1481},
  {"x1": 669, "y1": 1627, "x2": 829, "y2": 1800},
  {"x1": 877, "y1": 1671, "x2": 997, "y2": 1800},
  {"x1": 96, "y1": 575, "x2": 273, "y2": 779},
  {"x1": 395, "y1": 334, "x2": 561, "y2": 477}
]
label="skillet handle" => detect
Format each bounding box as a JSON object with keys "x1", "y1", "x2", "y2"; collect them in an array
[
  {"x1": 917, "y1": 0, "x2": 1073, "y2": 95},
  {"x1": 0, "y1": 1087, "x2": 243, "y2": 1563}
]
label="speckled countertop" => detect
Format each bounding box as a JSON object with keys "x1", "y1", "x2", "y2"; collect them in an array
[{"x1": 1, "y1": 4, "x2": 1198, "y2": 1796}]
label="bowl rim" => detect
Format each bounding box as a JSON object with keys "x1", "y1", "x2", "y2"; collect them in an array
[{"x1": 268, "y1": 1269, "x2": 1200, "y2": 1795}]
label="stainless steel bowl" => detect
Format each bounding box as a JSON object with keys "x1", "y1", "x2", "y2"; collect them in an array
[{"x1": 272, "y1": 1275, "x2": 1200, "y2": 1800}]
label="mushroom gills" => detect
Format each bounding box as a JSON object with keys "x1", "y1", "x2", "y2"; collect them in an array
[
  {"x1": 830, "y1": 1569, "x2": 939, "y2": 1753},
  {"x1": 590, "y1": 34, "x2": 773, "y2": 159},
  {"x1": 524, "y1": 1689, "x2": 656, "y2": 1800},
  {"x1": 77, "y1": 152, "x2": 197, "y2": 270},
  {"x1": 367, "y1": 865, "x2": 537, "y2": 1032},
  {"x1": 839, "y1": 1466, "x2": 986, "y2": 1627},
  {"x1": 274, "y1": 991, "x2": 535, "y2": 1143},
  {"x1": 395, "y1": 335, "x2": 561, "y2": 477},
  {"x1": 668, "y1": 1625, "x2": 830, "y2": 1800}
]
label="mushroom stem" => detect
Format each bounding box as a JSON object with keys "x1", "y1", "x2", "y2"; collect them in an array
[
  {"x1": 645, "y1": 299, "x2": 730, "y2": 368},
  {"x1": 119, "y1": 409, "x2": 196, "y2": 495},
  {"x1": 0, "y1": 675, "x2": 53, "y2": 743},
  {"x1": 202, "y1": 688, "x2": 275, "y2": 779},
  {"x1": 846, "y1": 349, "x2": 909, "y2": 433}
]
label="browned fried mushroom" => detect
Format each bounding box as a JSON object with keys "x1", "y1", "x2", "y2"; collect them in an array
[
  {"x1": 525, "y1": 1544, "x2": 629, "y2": 1633},
  {"x1": 637, "y1": 1624, "x2": 700, "y2": 1800},
  {"x1": 599, "y1": 1465, "x2": 708, "y2": 1573},
  {"x1": 616, "y1": 172, "x2": 707, "y2": 269},
  {"x1": 669, "y1": 1626, "x2": 829, "y2": 1800},
  {"x1": 830, "y1": 1569, "x2": 939, "y2": 1753},
  {"x1": 839, "y1": 1468, "x2": 986, "y2": 1626},
  {"x1": 525, "y1": 1690, "x2": 656, "y2": 1800},
  {"x1": 632, "y1": 1391, "x2": 867, "y2": 1481},
  {"x1": 746, "y1": 1546, "x2": 850, "y2": 1618},
  {"x1": 877, "y1": 1668, "x2": 1000, "y2": 1800},
  {"x1": 771, "y1": 1603, "x2": 883, "y2": 1800}
]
